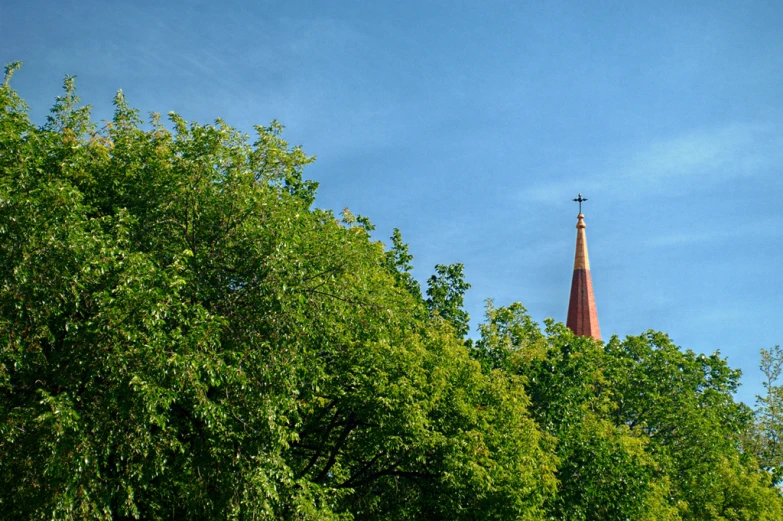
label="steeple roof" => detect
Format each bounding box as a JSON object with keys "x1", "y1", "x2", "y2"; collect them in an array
[{"x1": 566, "y1": 210, "x2": 601, "y2": 341}]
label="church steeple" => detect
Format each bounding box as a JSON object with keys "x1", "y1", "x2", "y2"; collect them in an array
[{"x1": 566, "y1": 194, "x2": 601, "y2": 340}]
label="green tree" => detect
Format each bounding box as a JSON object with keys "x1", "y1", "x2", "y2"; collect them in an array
[
  {"x1": 475, "y1": 301, "x2": 783, "y2": 521},
  {"x1": 475, "y1": 302, "x2": 665, "y2": 521},
  {"x1": 750, "y1": 345, "x2": 783, "y2": 484},
  {"x1": 0, "y1": 65, "x2": 556, "y2": 520},
  {"x1": 383, "y1": 228, "x2": 422, "y2": 300},
  {"x1": 605, "y1": 333, "x2": 781, "y2": 521},
  {"x1": 425, "y1": 263, "x2": 471, "y2": 338}
]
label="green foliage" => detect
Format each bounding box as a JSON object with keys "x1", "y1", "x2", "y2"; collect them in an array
[
  {"x1": 0, "y1": 68, "x2": 554, "y2": 520},
  {"x1": 475, "y1": 301, "x2": 783, "y2": 521},
  {"x1": 604, "y1": 333, "x2": 758, "y2": 520},
  {"x1": 750, "y1": 345, "x2": 783, "y2": 484},
  {"x1": 425, "y1": 263, "x2": 471, "y2": 338},
  {"x1": 383, "y1": 228, "x2": 422, "y2": 301}
]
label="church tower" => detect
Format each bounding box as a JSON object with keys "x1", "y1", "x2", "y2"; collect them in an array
[{"x1": 566, "y1": 194, "x2": 601, "y2": 340}]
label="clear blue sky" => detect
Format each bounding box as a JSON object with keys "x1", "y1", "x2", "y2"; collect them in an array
[{"x1": 3, "y1": 0, "x2": 782, "y2": 404}]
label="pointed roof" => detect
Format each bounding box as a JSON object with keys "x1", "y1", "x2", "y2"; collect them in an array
[{"x1": 566, "y1": 211, "x2": 602, "y2": 340}]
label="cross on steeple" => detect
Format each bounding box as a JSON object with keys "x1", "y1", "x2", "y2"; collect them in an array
[{"x1": 573, "y1": 193, "x2": 588, "y2": 214}]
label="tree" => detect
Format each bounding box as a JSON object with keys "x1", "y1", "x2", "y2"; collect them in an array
[
  {"x1": 750, "y1": 345, "x2": 783, "y2": 484},
  {"x1": 605, "y1": 333, "x2": 780, "y2": 521},
  {"x1": 0, "y1": 65, "x2": 556, "y2": 520},
  {"x1": 475, "y1": 303, "x2": 666, "y2": 521},
  {"x1": 475, "y1": 300, "x2": 783, "y2": 521},
  {"x1": 383, "y1": 228, "x2": 422, "y2": 301},
  {"x1": 425, "y1": 263, "x2": 471, "y2": 338}
]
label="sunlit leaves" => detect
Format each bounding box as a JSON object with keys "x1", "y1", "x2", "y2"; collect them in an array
[
  {"x1": 0, "y1": 67, "x2": 555, "y2": 520},
  {"x1": 750, "y1": 345, "x2": 783, "y2": 484}
]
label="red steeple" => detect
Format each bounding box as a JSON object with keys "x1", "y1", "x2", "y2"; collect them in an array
[{"x1": 566, "y1": 196, "x2": 601, "y2": 340}]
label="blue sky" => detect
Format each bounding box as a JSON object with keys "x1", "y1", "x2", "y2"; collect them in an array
[{"x1": 2, "y1": 0, "x2": 782, "y2": 404}]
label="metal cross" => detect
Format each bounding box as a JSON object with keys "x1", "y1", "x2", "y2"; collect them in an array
[{"x1": 573, "y1": 193, "x2": 588, "y2": 213}]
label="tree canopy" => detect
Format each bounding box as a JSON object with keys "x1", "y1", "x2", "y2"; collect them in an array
[{"x1": 1, "y1": 64, "x2": 781, "y2": 520}]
